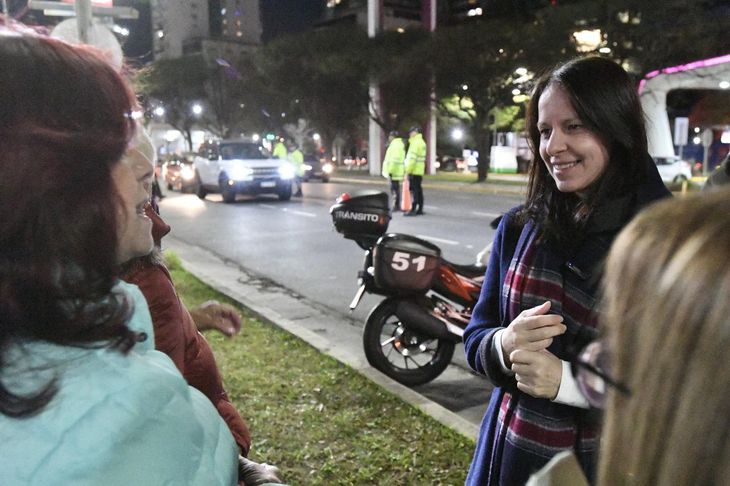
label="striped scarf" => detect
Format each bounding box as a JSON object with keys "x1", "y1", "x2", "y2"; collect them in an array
[{"x1": 489, "y1": 226, "x2": 600, "y2": 483}]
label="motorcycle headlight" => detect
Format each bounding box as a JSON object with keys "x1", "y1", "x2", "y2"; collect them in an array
[
  {"x1": 322, "y1": 163, "x2": 334, "y2": 174},
  {"x1": 303, "y1": 164, "x2": 313, "y2": 171},
  {"x1": 180, "y1": 165, "x2": 195, "y2": 181},
  {"x1": 278, "y1": 163, "x2": 295, "y2": 179}
]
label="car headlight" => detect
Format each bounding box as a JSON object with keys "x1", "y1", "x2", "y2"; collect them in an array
[
  {"x1": 303, "y1": 164, "x2": 313, "y2": 171},
  {"x1": 278, "y1": 163, "x2": 295, "y2": 179},
  {"x1": 322, "y1": 163, "x2": 334, "y2": 174},
  {"x1": 180, "y1": 165, "x2": 195, "y2": 181},
  {"x1": 229, "y1": 166, "x2": 254, "y2": 180}
]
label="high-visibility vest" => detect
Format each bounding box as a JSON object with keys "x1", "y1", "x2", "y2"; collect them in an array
[
  {"x1": 381, "y1": 138, "x2": 405, "y2": 181},
  {"x1": 288, "y1": 149, "x2": 304, "y2": 176},
  {"x1": 405, "y1": 133, "x2": 426, "y2": 176},
  {"x1": 273, "y1": 142, "x2": 287, "y2": 159}
]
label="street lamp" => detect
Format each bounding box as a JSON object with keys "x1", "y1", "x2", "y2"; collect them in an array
[
  {"x1": 192, "y1": 103, "x2": 203, "y2": 116},
  {"x1": 153, "y1": 106, "x2": 165, "y2": 117},
  {"x1": 451, "y1": 128, "x2": 464, "y2": 141},
  {"x1": 573, "y1": 29, "x2": 602, "y2": 52}
]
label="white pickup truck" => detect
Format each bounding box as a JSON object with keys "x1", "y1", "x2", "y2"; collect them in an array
[{"x1": 193, "y1": 139, "x2": 295, "y2": 203}]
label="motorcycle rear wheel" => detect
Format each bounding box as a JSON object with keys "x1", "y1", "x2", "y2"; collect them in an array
[{"x1": 363, "y1": 299, "x2": 455, "y2": 386}]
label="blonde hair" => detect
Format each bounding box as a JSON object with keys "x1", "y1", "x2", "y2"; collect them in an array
[{"x1": 598, "y1": 188, "x2": 730, "y2": 485}]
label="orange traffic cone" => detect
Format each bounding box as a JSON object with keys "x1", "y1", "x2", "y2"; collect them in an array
[{"x1": 400, "y1": 177, "x2": 412, "y2": 213}]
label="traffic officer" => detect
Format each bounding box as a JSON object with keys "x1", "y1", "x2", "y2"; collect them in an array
[
  {"x1": 272, "y1": 138, "x2": 287, "y2": 159},
  {"x1": 381, "y1": 130, "x2": 406, "y2": 211},
  {"x1": 404, "y1": 125, "x2": 426, "y2": 216},
  {"x1": 287, "y1": 141, "x2": 304, "y2": 197}
]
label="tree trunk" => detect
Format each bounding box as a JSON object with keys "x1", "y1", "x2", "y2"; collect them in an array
[
  {"x1": 184, "y1": 129, "x2": 193, "y2": 152},
  {"x1": 475, "y1": 115, "x2": 492, "y2": 182}
]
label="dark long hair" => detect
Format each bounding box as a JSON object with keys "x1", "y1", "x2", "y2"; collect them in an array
[
  {"x1": 0, "y1": 35, "x2": 138, "y2": 417},
  {"x1": 523, "y1": 57, "x2": 648, "y2": 245}
]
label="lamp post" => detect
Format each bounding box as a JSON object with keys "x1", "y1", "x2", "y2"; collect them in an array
[{"x1": 452, "y1": 127, "x2": 467, "y2": 172}]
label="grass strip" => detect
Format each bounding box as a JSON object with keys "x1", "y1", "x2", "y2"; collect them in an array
[{"x1": 166, "y1": 252, "x2": 476, "y2": 485}]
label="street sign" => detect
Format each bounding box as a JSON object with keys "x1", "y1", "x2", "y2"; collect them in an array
[
  {"x1": 701, "y1": 128, "x2": 713, "y2": 147},
  {"x1": 51, "y1": 18, "x2": 123, "y2": 69},
  {"x1": 673, "y1": 117, "x2": 689, "y2": 146}
]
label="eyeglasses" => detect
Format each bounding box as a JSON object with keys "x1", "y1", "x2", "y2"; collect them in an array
[{"x1": 571, "y1": 339, "x2": 631, "y2": 409}]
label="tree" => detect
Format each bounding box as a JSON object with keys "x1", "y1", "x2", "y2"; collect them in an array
[
  {"x1": 430, "y1": 14, "x2": 575, "y2": 181},
  {"x1": 566, "y1": 0, "x2": 729, "y2": 76},
  {"x1": 367, "y1": 29, "x2": 432, "y2": 133},
  {"x1": 257, "y1": 26, "x2": 370, "y2": 159},
  {"x1": 135, "y1": 54, "x2": 209, "y2": 150}
]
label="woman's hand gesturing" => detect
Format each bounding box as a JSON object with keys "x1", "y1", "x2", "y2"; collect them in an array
[{"x1": 501, "y1": 301, "x2": 565, "y2": 366}]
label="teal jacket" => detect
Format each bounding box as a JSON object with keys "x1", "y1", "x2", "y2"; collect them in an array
[
  {"x1": 405, "y1": 133, "x2": 426, "y2": 176},
  {"x1": 382, "y1": 138, "x2": 406, "y2": 181},
  {"x1": 0, "y1": 281, "x2": 238, "y2": 486}
]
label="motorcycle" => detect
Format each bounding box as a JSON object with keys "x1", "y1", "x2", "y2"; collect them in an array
[{"x1": 330, "y1": 190, "x2": 490, "y2": 386}]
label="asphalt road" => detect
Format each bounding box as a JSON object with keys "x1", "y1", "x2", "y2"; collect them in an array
[
  {"x1": 159, "y1": 179, "x2": 521, "y2": 323},
  {"x1": 158, "y1": 178, "x2": 524, "y2": 428}
]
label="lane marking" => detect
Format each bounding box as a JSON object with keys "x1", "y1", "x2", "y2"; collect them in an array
[
  {"x1": 258, "y1": 204, "x2": 278, "y2": 209},
  {"x1": 472, "y1": 211, "x2": 502, "y2": 219},
  {"x1": 281, "y1": 208, "x2": 317, "y2": 218},
  {"x1": 416, "y1": 234, "x2": 460, "y2": 246}
]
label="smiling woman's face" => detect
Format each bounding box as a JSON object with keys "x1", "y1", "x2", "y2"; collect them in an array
[
  {"x1": 537, "y1": 83, "x2": 610, "y2": 196},
  {"x1": 113, "y1": 148, "x2": 154, "y2": 264}
]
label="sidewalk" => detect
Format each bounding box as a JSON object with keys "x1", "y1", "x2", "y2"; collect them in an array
[
  {"x1": 166, "y1": 236, "x2": 486, "y2": 440},
  {"x1": 332, "y1": 169, "x2": 528, "y2": 196}
]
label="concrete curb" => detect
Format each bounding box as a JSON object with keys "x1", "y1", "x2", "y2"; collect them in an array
[
  {"x1": 167, "y1": 236, "x2": 480, "y2": 440},
  {"x1": 331, "y1": 174, "x2": 527, "y2": 196}
]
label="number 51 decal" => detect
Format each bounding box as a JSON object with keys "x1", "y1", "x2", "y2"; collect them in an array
[{"x1": 391, "y1": 251, "x2": 427, "y2": 272}]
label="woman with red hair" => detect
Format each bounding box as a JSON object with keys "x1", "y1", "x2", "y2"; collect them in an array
[{"x1": 0, "y1": 33, "x2": 238, "y2": 484}]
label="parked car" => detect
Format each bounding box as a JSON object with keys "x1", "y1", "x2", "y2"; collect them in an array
[
  {"x1": 342, "y1": 155, "x2": 367, "y2": 168},
  {"x1": 436, "y1": 156, "x2": 460, "y2": 172},
  {"x1": 162, "y1": 153, "x2": 196, "y2": 193},
  {"x1": 303, "y1": 155, "x2": 333, "y2": 182},
  {"x1": 654, "y1": 156, "x2": 692, "y2": 184},
  {"x1": 193, "y1": 139, "x2": 295, "y2": 203}
]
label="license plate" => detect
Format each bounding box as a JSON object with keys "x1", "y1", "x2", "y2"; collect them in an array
[{"x1": 260, "y1": 181, "x2": 276, "y2": 188}]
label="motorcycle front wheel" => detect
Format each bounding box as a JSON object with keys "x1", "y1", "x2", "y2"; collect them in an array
[{"x1": 363, "y1": 299, "x2": 455, "y2": 386}]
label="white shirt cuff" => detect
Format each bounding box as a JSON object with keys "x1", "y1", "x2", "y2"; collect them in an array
[
  {"x1": 493, "y1": 329, "x2": 514, "y2": 375},
  {"x1": 552, "y1": 360, "x2": 590, "y2": 409}
]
